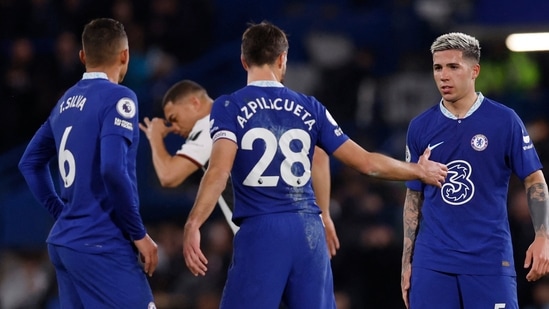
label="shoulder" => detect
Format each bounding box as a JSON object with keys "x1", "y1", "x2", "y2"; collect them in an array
[
  {"x1": 109, "y1": 83, "x2": 138, "y2": 101},
  {"x1": 101, "y1": 84, "x2": 138, "y2": 116},
  {"x1": 282, "y1": 87, "x2": 319, "y2": 103},
  {"x1": 212, "y1": 94, "x2": 240, "y2": 112},
  {"x1": 194, "y1": 114, "x2": 211, "y2": 131},
  {"x1": 409, "y1": 104, "x2": 439, "y2": 127},
  {"x1": 481, "y1": 97, "x2": 521, "y2": 121}
]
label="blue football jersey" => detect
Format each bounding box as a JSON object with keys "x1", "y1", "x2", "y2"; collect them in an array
[
  {"x1": 210, "y1": 81, "x2": 349, "y2": 222},
  {"x1": 405, "y1": 93, "x2": 542, "y2": 275},
  {"x1": 46, "y1": 73, "x2": 142, "y2": 253}
]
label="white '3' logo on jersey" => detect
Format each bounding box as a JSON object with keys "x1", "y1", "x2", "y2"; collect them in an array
[{"x1": 441, "y1": 160, "x2": 475, "y2": 206}]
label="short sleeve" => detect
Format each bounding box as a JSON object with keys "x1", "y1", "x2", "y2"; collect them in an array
[
  {"x1": 405, "y1": 120, "x2": 424, "y2": 191},
  {"x1": 313, "y1": 98, "x2": 349, "y2": 155},
  {"x1": 175, "y1": 115, "x2": 212, "y2": 166},
  {"x1": 210, "y1": 95, "x2": 239, "y2": 143},
  {"x1": 509, "y1": 111, "x2": 542, "y2": 180}
]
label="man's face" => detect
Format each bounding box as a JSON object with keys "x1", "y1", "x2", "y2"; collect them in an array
[
  {"x1": 163, "y1": 97, "x2": 197, "y2": 138},
  {"x1": 432, "y1": 49, "x2": 479, "y2": 105}
]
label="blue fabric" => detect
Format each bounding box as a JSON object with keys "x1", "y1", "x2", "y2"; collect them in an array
[
  {"x1": 405, "y1": 96, "x2": 541, "y2": 276},
  {"x1": 48, "y1": 244, "x2": 154, "y2": 308},
  {"x1": 220, "y1": 213, "x2": 335, "y2": 309},
  {"x1": 19, "y1": 74, "x2": 146, "y2": 253},
  {"x1": 210, "y1": 82, "x2": 349, "y2": 222},
  {"x1": 410, "y1": 266, "x2": 518, "y2": 309}
]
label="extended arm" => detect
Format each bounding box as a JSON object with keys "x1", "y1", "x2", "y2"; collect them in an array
[
  {"x1": 401, "y1": 189, "x2": 423, "y2": 309},
  {"x1": 139, "y1": 117, "x2": 200, "y2": 187},
  {"x1": 332, "y1": 140, "x2": 447, "y2": 187},
  {"x1": 312, "y1": 146, "x2": 339, "y2": 258},
  {"x1": 183, "y1": 138, "x2": 237, "y2": 276},
  {"x1": 523, "y1": 170, "x2": 549, "y2": 281}
]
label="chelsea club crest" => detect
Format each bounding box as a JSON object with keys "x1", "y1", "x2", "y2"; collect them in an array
[{"x1": 470, "y1": 134, "x2": 488, "y2": 151}]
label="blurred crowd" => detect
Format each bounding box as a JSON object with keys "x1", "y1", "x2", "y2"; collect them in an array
[{"x1": 2, "y1": 0, "x2": 549, "y2": 308}]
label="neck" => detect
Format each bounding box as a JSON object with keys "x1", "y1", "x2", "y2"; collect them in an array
[
  {"x1": 200, "y1": 98, "x2": 214, "y2": 117},
  {"x1": 86, "y1": 66, "x2": 121, "y2": 84},
  {"x1": 246, "y1": 64, "x2": 280, "y2": 84},
  {"x1": 443, "y1": 92, "x2": 478, "y2": 118}
]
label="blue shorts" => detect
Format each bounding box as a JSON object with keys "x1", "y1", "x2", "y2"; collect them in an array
[
  {"x1": 410, "y1": 266, "x2": 518, "y2": 309},
  {"x1": 48, "y1": 244, "x2": 155, "y2": 309},
  {"x1": 220, "y1": 212, "x2": 335, "y2": 309}
]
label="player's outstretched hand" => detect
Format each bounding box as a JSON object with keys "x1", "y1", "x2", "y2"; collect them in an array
[
  {"x1": 183, "y1": 224, "x2": 208, "y2": 276},
  {"x1": 134, "y1": 233, "x2": 158, "y2": 277},
  {"x1": 139, "y1": 117, "x2": 176, "y2": 140},
  {"x1": 524, "y1": 236, "x2": 549, "y2": 281},
  {"x1": 418, "y1": 147, "x2": 447, "y2": 188},
  {"x1": 322, "y1": 215, "x2": 340, "y2": 258}
]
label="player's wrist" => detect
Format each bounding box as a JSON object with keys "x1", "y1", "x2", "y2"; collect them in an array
[{"x1": 184, "y1": 219, "x2": 201, "y2": 231}]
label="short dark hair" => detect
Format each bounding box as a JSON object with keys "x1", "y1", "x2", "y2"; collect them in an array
[
  {"x1": 241, "y1": 21, "x2": 288, "y2": 67},
  {"x1": 81, "y1": 18, "x2": 127, "y2": 67},
  {"x1": 162, "y1": 80, "x2": 206, "y2": 108}
]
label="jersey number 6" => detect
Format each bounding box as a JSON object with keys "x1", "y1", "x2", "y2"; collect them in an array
[{"x1": 58, "y1": 126, "x2": 76, "y2": 188}]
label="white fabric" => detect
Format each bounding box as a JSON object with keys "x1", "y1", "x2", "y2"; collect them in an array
[{"x1": 175, "y1": 115, "x2": 212, "y2": 166}]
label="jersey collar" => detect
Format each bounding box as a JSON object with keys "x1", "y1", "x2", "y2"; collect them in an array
[
  {"x1": 82, "y1": 72, "x2": 109, "y2": 80},
  {"x1": 439, "y1": 92, "x2": 484, "y2": 120},
  {"x1": 248, "y1": 80, "x2": 284, "y2": 88}
]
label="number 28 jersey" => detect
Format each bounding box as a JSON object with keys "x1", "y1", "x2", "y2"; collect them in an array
[{"x1": 210, "y1": 81, "x2": 349, "y2": 222}]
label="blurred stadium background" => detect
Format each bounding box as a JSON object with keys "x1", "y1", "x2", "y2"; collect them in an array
[{"x1": 1, "y1": 0, "x2": 549, "y2": 308}]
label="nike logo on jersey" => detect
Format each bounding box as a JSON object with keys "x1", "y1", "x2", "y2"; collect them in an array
[
  {"x1": 189, "y1": 130, "x2": 202, "y2": 141},
  {"x1": 428, "y1": 141, "x2": 444, "y2": 150}
]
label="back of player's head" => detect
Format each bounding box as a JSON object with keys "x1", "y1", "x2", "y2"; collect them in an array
[
  {"x1": 241, "y1": 21, "x2": 289, "y2": 67},
  {"x1": 162, "y1": 80, "x2": 206, "y2": 108},
  {"x1": 431, "y1": 32, "x2": 481, "y2": 63},
  {"x1": 81, "y1": 18, "x2": 128, "y2": 67}
]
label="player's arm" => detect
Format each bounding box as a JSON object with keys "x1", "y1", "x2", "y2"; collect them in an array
[
  {"x1": 312, "y1": 146, "x2": 339, "y2": 258},
  {"x1": 401, "y1": 188, "x2": 423, "y2": 309},
  {"x1": 139, "y1": 117, "x2": 200, "y2": 187},
  {"x1": 183, "y1": 138, "x2": 236, "y2": 276},
  {"x1": 100, "y1": 134, "x2": 158, "y2": 276},
  {"x1": 332, "y1": 139, "x2": 447, "y2": 187},
  {"x1": 18, "y1": 122, "x2": 64, "y2": 219},
  {"x1": 522, "y1": 170, "x2": 549, "y2": 282}
]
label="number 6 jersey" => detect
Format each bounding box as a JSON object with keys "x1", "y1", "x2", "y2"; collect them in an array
[
  {"x1": 19, "y1": 72, "x2": 146, "y2": 254},
  {"x1": 210, "y1": 81, "x2": 349, "y2": 223}
]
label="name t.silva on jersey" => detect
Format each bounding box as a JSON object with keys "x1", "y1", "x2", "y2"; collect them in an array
[
  {"x1": 58, "y1": 94, "x2": 134, "y2": 131},
  {"x1": 236, "y1": 97, "x2": 316, "y2": 130},
  {"x1": 59, "y1": 95, "x2": 87, "y2": 113}
]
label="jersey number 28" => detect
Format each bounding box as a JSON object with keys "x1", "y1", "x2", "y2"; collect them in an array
[{"x1": 242, "y1": 128, "x2": 311, "y2": 188}]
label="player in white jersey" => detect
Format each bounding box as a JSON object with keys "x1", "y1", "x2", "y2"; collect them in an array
[
  {"x1": 182, "y1": 21, "x2": 447, "y2": 309},
  {"x1": 401, "y1": 32, "x2": 549, "y2": 309},
  {"x1": 140, "y1": 79, "x2": 340, "y2": 253}
]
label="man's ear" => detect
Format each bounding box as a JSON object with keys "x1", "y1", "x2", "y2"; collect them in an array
[
  {"x1": 472, "y1": 63, "x2": 480, "y2": 80},
  {"x1": 190, "y1": 95, "x2": 202, "y2": 110},
  {"x1": 120, "y1": 48, "x2": 129, "y2": 65},
  {"x1": 241, "y1": 54, "x2": 249, "y2": 70},
  {"x1": 278, "y1": 52, "x2": 287, "y2": 69},
  {"x1": 79, "y1": 50, "x2": 86, "y2": 65}
]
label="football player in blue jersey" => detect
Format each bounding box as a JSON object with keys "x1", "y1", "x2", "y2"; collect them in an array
[
  {"x1": 182, "y1": 21, "x2": 447, "y2": 309},
  {"x1": 18, "y1": 18, "x2": 158, "y2": 308},
  {"x1": 401, "y1": 32, "x2": 549, "y2": 309},
  {"x1": 139, "y1": 79, "x2": 340, "y2": 255}
]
